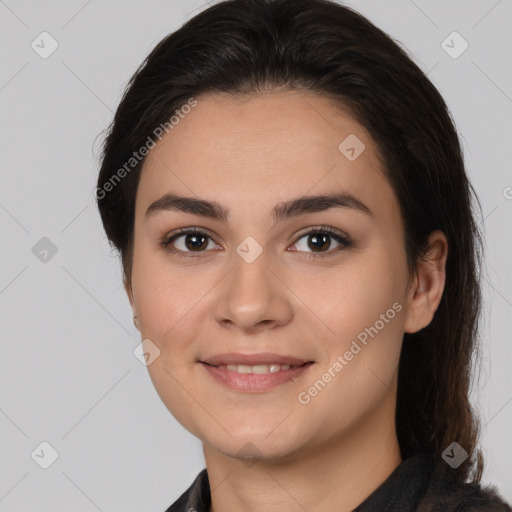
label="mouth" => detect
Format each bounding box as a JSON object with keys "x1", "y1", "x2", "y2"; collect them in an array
[
  {"x1": 201, "y1": 361, "x2": 313, "y2": 374},
  {"x1": 198, "y1": 353, "x2": 315, "y2": 392}
]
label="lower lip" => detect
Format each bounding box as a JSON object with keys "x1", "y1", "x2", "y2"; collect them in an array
[{"x1": 200, "y1": 362, "x2": 314, "y2": 392}]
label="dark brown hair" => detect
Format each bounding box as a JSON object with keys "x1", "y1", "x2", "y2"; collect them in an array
[{"x1": 96, "y1": 0, "x2": 484, "y2": 482}]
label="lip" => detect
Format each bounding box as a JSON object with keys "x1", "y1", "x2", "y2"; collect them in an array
[
  {"x1": 200, "y1": 352, "x2": 312, "y2": 367},
  {"x1": 199, "y1": 352, "x2": 315, "y2": 392}
]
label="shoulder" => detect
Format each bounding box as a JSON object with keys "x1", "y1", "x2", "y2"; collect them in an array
[{"x1": 418, "y1": 464, "x2": 511, "y2": 512}]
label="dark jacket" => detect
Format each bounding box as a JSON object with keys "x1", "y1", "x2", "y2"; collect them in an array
[{"x1": 164, "y1": 451, "x2": 511, "y2": 511}]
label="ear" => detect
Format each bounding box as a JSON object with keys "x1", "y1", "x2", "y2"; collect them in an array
[
  {"x1": 124, "y1": 278, "x2": 139, "y2": 331},
  {"x1": 403, "y1": 230, "x2": 448, "y2": 333}
]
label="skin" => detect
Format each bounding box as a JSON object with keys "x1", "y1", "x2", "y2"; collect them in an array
[{"x1": 125, "y1": 90, "x2": 447, "y2": 512}]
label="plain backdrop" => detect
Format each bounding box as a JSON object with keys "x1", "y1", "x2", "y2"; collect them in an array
[{"x1": 0, "y1": 0, "x2": 511, "y2": 510}]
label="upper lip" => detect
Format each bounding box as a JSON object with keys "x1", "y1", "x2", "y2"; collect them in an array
[{"x1": 200, "y1": 352, "x2": 313, "y2": 367}]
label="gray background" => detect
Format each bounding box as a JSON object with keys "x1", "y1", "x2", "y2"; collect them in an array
[{"x1": 0, "y1": 0, "x2": 511, "y2": 510}]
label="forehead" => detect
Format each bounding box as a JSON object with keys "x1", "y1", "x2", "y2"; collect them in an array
[
  {"x1": 136, "y1": 90, "x2": 397, "y2": 223},
  {"x1": 149, "y1": 91, "x2": 378, "y2": 166}
]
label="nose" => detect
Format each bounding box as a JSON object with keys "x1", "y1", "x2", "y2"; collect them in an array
[{"x1": 212, "y1": 246, "x2": 293, "y2": 334}]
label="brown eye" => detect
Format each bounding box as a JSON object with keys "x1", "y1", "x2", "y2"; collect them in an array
[
  {"x1": 180, "y1": 232, "x2": 210, "y2": 251},
  {"x1": 306, "y1": 232, "x2": 332, "y2": 252},
  {"x1": 290, "y1": 227, "x2": 352, "y2": 256},
  {"x1": 161, "y1": 229, "x2": 218, "y2": 256}
]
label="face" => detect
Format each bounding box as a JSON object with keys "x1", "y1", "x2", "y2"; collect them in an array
[{"x1": 128, "y1": 91, "x2": 414, "y2": 462}]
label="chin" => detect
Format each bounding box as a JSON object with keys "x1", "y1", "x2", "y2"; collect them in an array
[{"x1": 202, "y1": 425, "x2": 308, "y2": 464}]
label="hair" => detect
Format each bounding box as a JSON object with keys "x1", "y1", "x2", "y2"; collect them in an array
[{"x1": 96, "y1": 0, "x2": 484, "y2": 483}]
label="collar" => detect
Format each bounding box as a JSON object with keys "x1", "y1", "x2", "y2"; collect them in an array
[{"x1": 164, "y1": 450, "x2": 511, "y2": 512}]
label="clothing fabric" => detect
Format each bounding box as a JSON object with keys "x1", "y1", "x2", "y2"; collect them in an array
[{"x1": 164, "y1": 451, "x2": 511, "y2": 511}]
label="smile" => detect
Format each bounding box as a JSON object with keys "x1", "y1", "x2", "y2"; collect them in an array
[
  {"x1": 219, "y1": 363, "x2": 301, "y2": 373},
  {"x1": 200, "y1": 361, "x2": 314, "y2": 392}
]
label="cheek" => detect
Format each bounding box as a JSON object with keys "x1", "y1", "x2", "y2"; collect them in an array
[
  {"x1": 131, "y1": 243, "x2": 199, "y2": 336},
  {"x1": 131, "y1": 248, "x2": 210, "y2": 434},
  {"x1": 296, "y1": 249, "x2": 406, "y2": 346},
  {"x1": 294, "y1": 256, "x2": 405, "y2": 431}
]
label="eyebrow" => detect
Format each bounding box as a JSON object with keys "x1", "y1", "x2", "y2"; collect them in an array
[{"x1": 145, "y1": 191, "x2": 373, "y2": 224}]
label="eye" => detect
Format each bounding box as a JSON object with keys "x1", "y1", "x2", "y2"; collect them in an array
[
  {"x1": 160, "y1": 227, "x2": 219, "y2": 257},
  {"x1": 289, "y1": 225, "x2": 352, "y2": 257}
]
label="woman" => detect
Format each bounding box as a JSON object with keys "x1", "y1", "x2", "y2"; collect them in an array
[{"x1": 95, "y1": 0, "x2": 511, "y2": 510}]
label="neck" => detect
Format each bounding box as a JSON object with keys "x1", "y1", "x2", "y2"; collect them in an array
[{"x1": 203, "y1": 392, "x2": 402, "y2": 512}]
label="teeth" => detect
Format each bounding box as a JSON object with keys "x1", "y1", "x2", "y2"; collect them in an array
[{"x1": 222, "y1": 363, "x2": 297, "y2": 373}]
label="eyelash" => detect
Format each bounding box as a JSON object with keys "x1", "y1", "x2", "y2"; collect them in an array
[{"x1": 159, "y1": 225, "x2": 353, "y2": 259}]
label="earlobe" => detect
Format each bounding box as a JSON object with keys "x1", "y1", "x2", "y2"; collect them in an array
[{"x1": 403, "y1": 230, "x2": 448, "y2": 334}]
